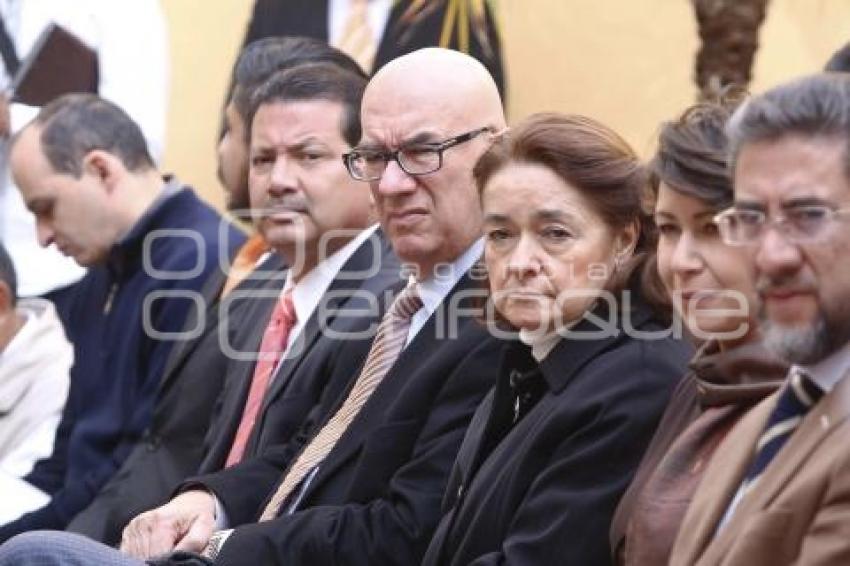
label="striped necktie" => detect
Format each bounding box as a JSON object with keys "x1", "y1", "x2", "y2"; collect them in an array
[
  {"x1": 258, "y1": 283, "x2": 423, "y2": 520},
  {"x1": 740, "y1": 367, "x2": 823, "y2": 494},
  {"x1": 334, "y1": 0, "x2": 377, "y2": 73}
]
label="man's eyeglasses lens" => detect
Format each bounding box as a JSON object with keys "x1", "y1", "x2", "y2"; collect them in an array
[
  {"x1": 715, "y1": 205, "x2": 849, "y2": 245},
  {"x1": 343, "y1": 127, "x2": 491, "y2": 181}
]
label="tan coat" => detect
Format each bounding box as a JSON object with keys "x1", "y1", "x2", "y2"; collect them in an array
[{"x1": 670, "y1": 371, "x2": 850, "y2": 566}]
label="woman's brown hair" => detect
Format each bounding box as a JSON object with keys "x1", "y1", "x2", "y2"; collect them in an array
[
  {"x1": 650, "y1": 91, "x2": 744, "y2": 208},
  {"x1": 473, "y1": 112, "x2": 670, "y2": 319}
]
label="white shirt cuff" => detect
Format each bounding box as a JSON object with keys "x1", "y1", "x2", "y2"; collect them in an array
[{"x1": 212, "y1": 493, "x2": 229, "y2": 530}]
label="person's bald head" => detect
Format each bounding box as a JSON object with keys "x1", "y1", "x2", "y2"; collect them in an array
[
  {"x1": 356, "y1": 48, "x2": 505, "y2": 278},
  {"x1": 364, "y1": 48, "x2": 504, "y2": 139}
]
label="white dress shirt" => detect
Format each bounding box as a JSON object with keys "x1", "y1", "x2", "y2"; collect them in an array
[
  {"x1": 277, "y1": 224, "x2": 379, "y2": 367},
  {"x1": 406, "y1": 237, "x2": 485, "y2": 346}
]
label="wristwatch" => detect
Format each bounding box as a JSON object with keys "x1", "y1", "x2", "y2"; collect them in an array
[{"x1": 201, "y1": 529, "x2": 233, "y2": 561}]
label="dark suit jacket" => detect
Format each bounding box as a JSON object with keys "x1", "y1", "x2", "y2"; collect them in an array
[
  {"x1": 185, "y1": 271, "x2": 502, "y2": 566},
  {"x1": 66, "y1": 253, "x2": 286, "y2": 545},
  {"x1": 199, "y1": 230, "x2": 401, "y2": 472},
  {"x1": 421, "y1": 299, "x2": 692, "y2": 566},
  {"x1": 241, "y1": 0, "x2": 506, "y2": 96}
]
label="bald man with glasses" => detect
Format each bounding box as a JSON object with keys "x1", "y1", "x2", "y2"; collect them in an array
[{"x1": 0, "y1": 48, "x2": 507, "y2": 566}]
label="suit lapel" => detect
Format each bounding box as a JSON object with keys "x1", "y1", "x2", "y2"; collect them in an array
[
  {"x1": 256, "y1": 231, "x2": 398, "y2": 417},
  {"x1": 202, "y1": 297, "x2": 273, "y2": 463},
  {"x1": 156, "y1": 268, "x2": 228, "y2": 393},
  {"x1": 203, "y1": 257, "x2": 288, "y2": 464},
  {"x1": 254, "y1": 295, "x2": 339, "y2": 423},
  {"x1": 678, "y1": 396, "x2": 774, "y2": 564},
  {"x1": 699, "y1": 371, "x2": 850, "y2": 564},
  {"x1": 299, "y1": 273, "x2": 478, "y2": 501},
  {"x1": 300, "y1": 306, "x2": 435, "y2": 497}
]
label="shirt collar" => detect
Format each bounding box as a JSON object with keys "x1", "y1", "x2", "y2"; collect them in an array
[
  {"x1": 518, "y1": 329, "x2": 562, "y2": 363},
  {"x1": 116, "y1": 176, "x2": 180, "y2": 247},
  {"x1": 536, "y1": 296, "x2": 656, "y2": 393},
  {"x1": 285, "y1": 224, "x2": 379, "y2": 326},
  {"x1": 107, "y1": 176, "x2": 181, "y2": 274},
  {"x1": 414, "y1": 237, "x2": 484, "y2": 319},
  {"x1": 800, "y1": 340, "x2": 850, "y2": 394}
]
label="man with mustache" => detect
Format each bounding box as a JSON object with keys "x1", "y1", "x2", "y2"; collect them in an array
[
  {"x1": 670, "y1": 73, "x2": 850, "y2": 565},
  {"x1": 0, "y1": 47, "x2": 506, "y2": 566},
  {"x1": 64, "y1": 39, "x2": 387, "y2": 547}
]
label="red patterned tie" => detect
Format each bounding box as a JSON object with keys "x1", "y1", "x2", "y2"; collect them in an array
[{"x1": 225, "y1": 289, "x2": 297, "y2": 467}]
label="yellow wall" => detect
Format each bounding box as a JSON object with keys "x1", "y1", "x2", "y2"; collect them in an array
[
  {"x1": 160, "y1": 0, "x2": 254, "y2": 211},
  {"x1": 161, "y1": 0, "x2": 850, "y2": 209}
]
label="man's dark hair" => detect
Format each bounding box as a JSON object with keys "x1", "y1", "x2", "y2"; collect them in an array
[
  {"x1": 249, "y1": 62, "x2": 368, "y2": 147},
  {"x1": 231, "y1": 36, "x2": 366, "y2": 134},
  {"x1": 727, "y1": 73, "x2": 850, "y2": 178},
  {"x1": 825, "y1": 42, "x2": 850, "y2": 73},
  {"x1": 0, "y1": 242, "x2": 17, "y2": 306},
  {"x1": 32, "y1": 93, "x2": 154, "y2": 178}
]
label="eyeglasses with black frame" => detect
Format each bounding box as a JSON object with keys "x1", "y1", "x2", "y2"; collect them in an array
[
  {"x1": 342, "y1": 126, "x2": 493, "y2": 182},
  {"x1": 713, "y1": 203, "x2": 850, "y2": 246}
]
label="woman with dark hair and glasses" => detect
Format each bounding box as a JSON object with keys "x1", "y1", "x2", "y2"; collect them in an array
[
  {"x1": 609, "y1": 98, "x2": 788, "y2": 566},
  {"x1": 420, "y1": 113, "x2": 691, "y2": 566}
]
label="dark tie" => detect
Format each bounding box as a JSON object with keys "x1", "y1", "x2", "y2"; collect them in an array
[{"x1": 740, "y1": 367, "x2": 823, "y2": 492}]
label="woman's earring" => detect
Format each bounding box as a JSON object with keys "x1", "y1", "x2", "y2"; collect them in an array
[{"x1": 613, "y1": 253, "x2": 626, "y2": 274}]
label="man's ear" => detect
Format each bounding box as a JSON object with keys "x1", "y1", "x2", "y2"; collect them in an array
[{"x1": 81, "y1": 150, "x2": 123, "y2": 193}]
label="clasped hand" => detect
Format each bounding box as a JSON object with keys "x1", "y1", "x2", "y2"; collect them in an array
[{"x1": 120, "y1": 490, "x2": 217, "y2": 560}]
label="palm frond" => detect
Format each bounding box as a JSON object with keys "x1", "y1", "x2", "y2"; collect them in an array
[{"x1": 393, "y1": 0, "x2": 498, "y2": 59}]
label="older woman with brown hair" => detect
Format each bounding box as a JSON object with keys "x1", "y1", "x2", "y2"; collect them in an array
[
  {"x1": 609, "y1": 98, "x2": 788, "y2": 565},
  {"x1": 420, "y1": 113, "x2": 692, "y2": 566}
]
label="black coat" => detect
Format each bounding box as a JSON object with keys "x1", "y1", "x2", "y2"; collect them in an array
[
  {"x1": 184, "y1": 272, "x2": 503, "y2": 566},
  {"x1": 66, "y1": 253, "x2": 286, "y2": 545},
  {"x1": 199, "y1": 231, "x2": 401, "y2": 472},
  {"x1": 67, "y1": 231, "x2": 399, "y2": 545},
  {"x1": 241, "y1": 0, "x2": 506, "y2": 97},
  {"x1": 421, "y1": 299, "x2": 692, "y2": 566}
]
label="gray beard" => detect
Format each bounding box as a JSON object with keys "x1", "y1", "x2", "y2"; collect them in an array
[{"x1": 761, "y1": 315, "x2": 830, "y2": 365}]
